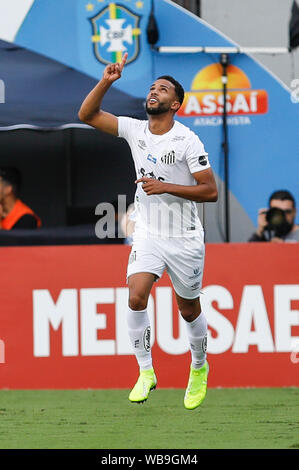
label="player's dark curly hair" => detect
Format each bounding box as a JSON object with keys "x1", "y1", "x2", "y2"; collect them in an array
[{"x1": 157, "y1": 75, "x2": 185, "y2": 106}]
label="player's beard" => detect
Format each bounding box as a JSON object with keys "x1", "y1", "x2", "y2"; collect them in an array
[{"x1": 146, "y1": 101, "x2": 170, "y2": 115}]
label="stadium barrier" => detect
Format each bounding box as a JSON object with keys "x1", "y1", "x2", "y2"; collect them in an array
[{"x1": 0, "y1": 243, "x2": 298, "y2": 388}]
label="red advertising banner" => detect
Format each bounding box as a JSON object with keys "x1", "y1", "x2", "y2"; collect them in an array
[{"x1": 0, "y1": 243, "x2": 298, "y2": 389}]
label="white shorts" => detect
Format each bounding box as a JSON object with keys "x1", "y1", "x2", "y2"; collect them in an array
[{"x1": 126, "y1": 233, "x2": 205, "y2": 300}]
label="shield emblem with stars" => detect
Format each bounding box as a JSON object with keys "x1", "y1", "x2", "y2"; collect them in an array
[{"x1": 90, "y1": 3, "x2": 141, "y2": 65}]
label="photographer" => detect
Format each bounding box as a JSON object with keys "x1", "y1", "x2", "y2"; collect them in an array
[{"x1": 248, "y1": 190, "x2": 299, "y2": 243}]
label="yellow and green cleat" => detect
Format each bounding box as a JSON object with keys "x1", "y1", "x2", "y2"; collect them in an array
[
  {"x1": 184, "y1": 362, "x2": 209, "y2": 410},
  {"x1": 129, "y1": 368, "x2": 157, "y2": 404}
]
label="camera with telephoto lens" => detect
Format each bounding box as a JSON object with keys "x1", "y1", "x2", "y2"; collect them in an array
[{"x1": 265, "y1": 207, "x2": 293, "y2": 239}]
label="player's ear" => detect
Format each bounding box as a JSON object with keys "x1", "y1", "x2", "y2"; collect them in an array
[{"x1": 171, "y1": 100, "x2": 181, "y2": 113}]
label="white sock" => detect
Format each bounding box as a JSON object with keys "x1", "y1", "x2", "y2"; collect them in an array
[
  {"x1": 184, "y1": 312, "x2": 208, "y2": 369},
  {"x1": 127, "y1": 306, "x2": 152, "y2": 371}
]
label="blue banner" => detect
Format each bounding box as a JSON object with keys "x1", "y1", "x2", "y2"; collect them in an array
[{"x1": 15, "y1": 0, "x2": 299, "y2": 229}]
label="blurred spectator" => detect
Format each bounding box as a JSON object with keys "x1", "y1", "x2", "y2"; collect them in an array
[
  {"x1": 248, "y1": 190, "x2": 299, "y2": 243},
  {"x1": 0, "y1": 167, "x2": 41, "y2": 230}
]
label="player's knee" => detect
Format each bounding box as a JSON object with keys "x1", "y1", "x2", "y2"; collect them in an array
[
  {"x1": 180, "y1": 310, "x2": 196, "y2": 322},
  {"x1": 179, "y1": 300, "x2": 201, "y2": 322},
  {"x1": 129, "y1": 294, "x2": 148, "y2": 311}
]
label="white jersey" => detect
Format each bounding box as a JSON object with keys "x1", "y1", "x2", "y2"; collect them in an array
[{"x1": 118, "y1": 117, "x2": 211, "y2": 238}]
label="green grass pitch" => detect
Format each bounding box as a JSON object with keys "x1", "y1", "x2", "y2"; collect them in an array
[{"x1": 0, "y1": 388, "x2": 298, "y2": 449}]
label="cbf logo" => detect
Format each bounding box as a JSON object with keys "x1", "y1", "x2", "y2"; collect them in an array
[{"x1": 90, "y1": 3, "x2": 141, "y2": 65}]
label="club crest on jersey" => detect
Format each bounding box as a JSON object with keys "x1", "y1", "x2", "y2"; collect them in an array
[
  {"x1": 161, "y1": 150, "x2": 176, "y2": 165},
  {"x1": 90, "y1": 3, "x2": 141, "y2": 65}
]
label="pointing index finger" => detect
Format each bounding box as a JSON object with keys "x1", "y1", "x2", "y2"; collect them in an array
[
  {"x1": 119, "y1": 52, "x2": 128, "y2": 71},
  {"x1": 135, "y1": 177, "x2": 150, "y2": 184}
]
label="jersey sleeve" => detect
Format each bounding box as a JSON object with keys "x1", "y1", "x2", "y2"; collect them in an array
[
  {"x1": 185, "y1": 133, "x2": 211, "y2": 174},
  {"x1": 117, "y1": 116, "x2": 135, "y2": 142}
]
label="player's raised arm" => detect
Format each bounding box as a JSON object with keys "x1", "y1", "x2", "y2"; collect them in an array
[{"x1": 78, "y1": 53, "x2": 128, "y2": 136}]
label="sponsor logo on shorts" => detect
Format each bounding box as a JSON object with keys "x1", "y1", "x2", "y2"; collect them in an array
[
  {"x1": 129, "y1": 250, "x2": 136, "y2": 264},
  {"x1": 189, "y1": 268, "x2": 201, "y2": 279},
  {"x1": 198, "y1": 155, "x2": 208, "y2": 166},
  {"x1": 191, "y1": 281, "x2": 201, "y2": 290},
  {"x1": 143, "y1": 326, "x2": 151, "y2": 352}
]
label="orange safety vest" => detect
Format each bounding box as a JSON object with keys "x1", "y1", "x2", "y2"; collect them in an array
[{"x1": 1, "y1": 199, "x2": 41, "y2": 230}]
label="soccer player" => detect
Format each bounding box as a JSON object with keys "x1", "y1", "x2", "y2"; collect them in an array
[{"x1": 79, "y1": 53, "x2": 218, "y2": 410}]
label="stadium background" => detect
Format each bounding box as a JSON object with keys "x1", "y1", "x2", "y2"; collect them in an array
[{"x1": 0, "y1": 0, "x2": 298, "y2": 391}]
